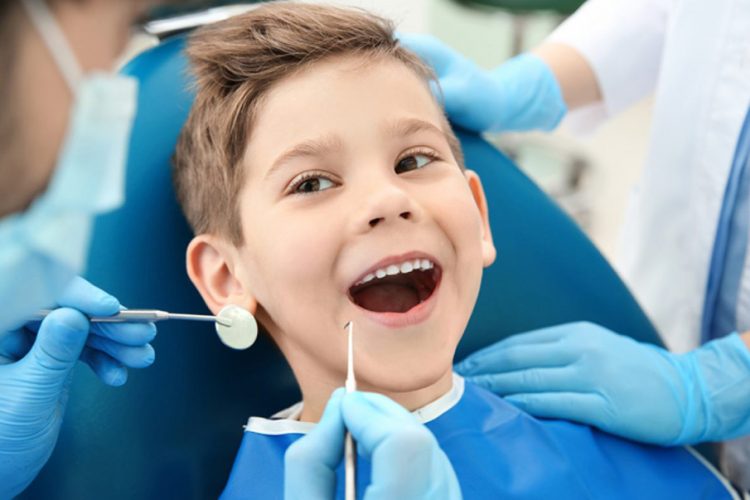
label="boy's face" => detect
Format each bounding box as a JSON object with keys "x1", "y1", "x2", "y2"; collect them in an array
[{"x1": 193, "y1": 55, "x2": 495, "y2": 404}]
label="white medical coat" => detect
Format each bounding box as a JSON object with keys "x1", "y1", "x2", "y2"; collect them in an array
[
  {"x1": 549, "y1": 0, "x2": 750, "y2": 354},
  {"x1": 548, "y1": 0, "x2": 750, "y2": 488}
]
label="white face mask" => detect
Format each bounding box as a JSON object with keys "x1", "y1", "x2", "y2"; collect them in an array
[{"x1": 0, "y1": 0, "x2": 138, "y2": 331}]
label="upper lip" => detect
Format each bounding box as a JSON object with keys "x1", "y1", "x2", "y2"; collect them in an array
[{"x1": 346, "y1": 250, "x2": 441, "y2": 291}]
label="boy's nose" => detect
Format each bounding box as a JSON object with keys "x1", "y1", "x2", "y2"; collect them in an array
[{"x1": 354, "y1": 183, "x2": 418, "y2": 233}]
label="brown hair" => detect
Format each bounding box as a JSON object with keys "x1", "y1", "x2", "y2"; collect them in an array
[{"x1": 173, "y1": 2, "x2": 463, "y2": 245}]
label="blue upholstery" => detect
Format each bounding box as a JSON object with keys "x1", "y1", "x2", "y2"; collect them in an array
[{"x1": 22, "y1": 35, "x2": 661, "y2": 499}]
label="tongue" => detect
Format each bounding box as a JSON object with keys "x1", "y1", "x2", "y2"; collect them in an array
[{"x1": 352, "y1": 283, "x2": 420, "y2": 313}]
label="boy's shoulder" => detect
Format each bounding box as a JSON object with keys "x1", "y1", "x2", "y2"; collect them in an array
[{"x1": 220, "y1": 377, "x2": 740, "y2": 500}]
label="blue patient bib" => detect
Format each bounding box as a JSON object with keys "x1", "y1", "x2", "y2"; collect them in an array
[{"x1": 221, "y1": 378, "x2": 736, "y2": 499}]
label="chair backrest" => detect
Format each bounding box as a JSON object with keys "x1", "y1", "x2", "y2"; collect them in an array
[
  {"x1": 456, "y1": 0, "x2": 585, "y2": 16},
  {"x1": 22, "y1": 35, "x2": 660, "y2": 500}
]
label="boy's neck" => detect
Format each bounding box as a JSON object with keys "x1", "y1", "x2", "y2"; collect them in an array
[{"x1": 297, "y1": 368, "x2": 455, "y2": 423}]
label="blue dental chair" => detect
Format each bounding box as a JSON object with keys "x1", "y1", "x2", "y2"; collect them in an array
[{"x1": 22, "y1": 34, "x2": 662, "y2": 499}]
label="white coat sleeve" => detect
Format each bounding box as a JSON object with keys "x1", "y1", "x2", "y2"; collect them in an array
[{"x1": 546, "y1": 0, "x2": 673, "y2": 133}]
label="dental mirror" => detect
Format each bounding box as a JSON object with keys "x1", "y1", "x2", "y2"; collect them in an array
[{"x1": 215, "y1": 305, "x2": 258, "y2": 350}]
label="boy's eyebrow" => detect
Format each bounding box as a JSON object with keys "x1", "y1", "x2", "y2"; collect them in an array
[{"x1": 265, "y1": 134, "x2": 344, "y2": 180}]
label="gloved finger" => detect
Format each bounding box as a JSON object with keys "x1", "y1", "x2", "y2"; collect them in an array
[
  {"x1": 437, "y1": 73, "x2": 473, "y2": 120},
  {"x1": 58, "y1": 369, "x2": 78, "y2": 414},
  {"x1": 495, "y1": 325, "x2": 572, "y2": 348},
  {"x1": 341, "y1": 391, "x2": 415, "y2": 450},
  {"x1": 341, "y1": 392, "x2": 446, "y2": 499},
  {"x1": 396, "y1": 32, "x2": 460, "y2": 78},
  {"x1": 428, "y1": 79, "x2": 443, "y2": 105},
  {"x1": 80, "y1": 348, "x2": 128, "y2": 386},
  {"x1": 284, "y1": 388, "x2": 345, "y2": 500},
  {"x1": 456, "y1": 326, "x2": 570, "y2": 373},
  {"x1": 0, "y1": 330, "x2": 34, "y2": 362},
  {"x1": 26, "y1": 308, "x2": 89, "y2": 374},
  {"x1": 25, "y1": 316, "x2": 157, "y2": 347},
  {"x1": 504, "y1": 392, "x2": 606, "y2": 424},
  {"x1": 456, "y1": 342, "x2": 577, "y2": 376},
  {"x1": 85, "y1": 335, "x2": 155, "y2": 369},
  {"x1": 341, "y1": 392, "x2": 427, "y2": 455},
  {"x1": 55, "y1": 277, "x2": 121, "y2": 317},
  {"x1": 466, "y1": 366, "x2": 583, "y2": 395},
  {"x1": 90, "y1": 321, "x2": 157, "y2": 347}
]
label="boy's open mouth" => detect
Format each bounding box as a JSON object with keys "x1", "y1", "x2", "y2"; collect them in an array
[{"x1": 348, "y1": 258, "x2": 441, "y2": 313}]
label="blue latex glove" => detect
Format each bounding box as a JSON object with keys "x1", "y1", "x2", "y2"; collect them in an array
[
  {"x1": 285, "y1": 388, "x2": 462, "y2": 499},
  {"x1": 398, "y1": 33, "x2": 566, "y2": 133},
  {"x1": 456, "y1": 322, "x2": 750, "y2": 446},
  {"x1": 0, "y1": 277, "x2": 156, "y2": 497}
]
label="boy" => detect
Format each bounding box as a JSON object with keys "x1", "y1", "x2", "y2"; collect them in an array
[{"x1": 172, "y1": 3, "x2": 739, "y2": 499}]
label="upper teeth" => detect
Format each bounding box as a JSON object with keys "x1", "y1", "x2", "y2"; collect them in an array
[{"x1": 356, "y1": 259, "x2": 435, "y2": 286}]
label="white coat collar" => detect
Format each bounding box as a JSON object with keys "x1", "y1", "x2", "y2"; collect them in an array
[{"x1": 244, "y1": 373, "x2": 465, "y2": 436}]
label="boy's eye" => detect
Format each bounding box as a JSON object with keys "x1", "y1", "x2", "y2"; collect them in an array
[
  {"x1": 395, "y1": 152, "x2": 437, "y2": 174},
  {"x1": 292, "y1": 175, "x2": 336, "y2": 195}
]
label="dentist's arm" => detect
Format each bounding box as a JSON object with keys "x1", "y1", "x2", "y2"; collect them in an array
[
  {"x1": 456, "y1": 322, "x2": 750, "y2": 446},
  {"x1": 0, "y1": 277, "x2": 156, "y2": 497},
  {"x1": 285, "y1": 389, "x2": 462, "y2": 499}
]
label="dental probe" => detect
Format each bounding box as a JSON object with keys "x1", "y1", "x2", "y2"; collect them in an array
[
  {"x1": 34, "y1": 309, "x2": 233, "y2": 327},
  {"x1": 344, "y1": 321, "x2": 357, "y2": 500}
]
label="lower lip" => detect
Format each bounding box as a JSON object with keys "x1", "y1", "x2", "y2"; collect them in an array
[{"x1": 351, "y1": 277, "x2": 441, "y2": 328}]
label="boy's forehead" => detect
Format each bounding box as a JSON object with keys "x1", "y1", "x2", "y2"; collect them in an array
[{"x1": 243, "y1": 55, "x2": 449, "y2": 177}]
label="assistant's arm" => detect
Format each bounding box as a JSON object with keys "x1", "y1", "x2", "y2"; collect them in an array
[
  {"x1": 542, "y1": 0, "x2": 671, "y2": 130},
  {"x1": 400, "y1": 0, "x2": 672, "y2": 133},
  {"x1": 531, "y1": 43, "x2": 601, "y2": 110}
]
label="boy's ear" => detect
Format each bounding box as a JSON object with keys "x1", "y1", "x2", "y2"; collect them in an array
[
  {"x1": 464, "y1": 169, "x2": 496, "y2": 267},
  {"x1": 186, "y1": 235, "x2": 259, "y2": 316}
]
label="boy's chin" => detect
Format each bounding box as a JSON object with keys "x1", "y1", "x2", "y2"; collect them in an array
[{"x1": 354, "y1": 360, "x2": 456, "y2": 409}]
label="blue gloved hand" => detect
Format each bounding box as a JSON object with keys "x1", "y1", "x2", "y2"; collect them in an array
[
  {"x1": 398, "y1": 33, "x2": 566, "y2": 133},
  {"x1": 0, "y1": 277, "x2": 156, "y2": 497},
  {"x1": 285, "y1": 388, "x2": 462, "y2": 499},
  {"x1": 456, "y1": 322, "x2": 750, "y2": 446}
]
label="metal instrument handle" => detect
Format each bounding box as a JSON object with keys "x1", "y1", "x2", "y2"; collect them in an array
[{"x1": 32, "y1": 309, "x2": 229, "y2": 325}]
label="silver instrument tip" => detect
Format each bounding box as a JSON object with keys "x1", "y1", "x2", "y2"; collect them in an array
[{"x1": 345, "y1": 321, "x2": 356, "y2": 392}]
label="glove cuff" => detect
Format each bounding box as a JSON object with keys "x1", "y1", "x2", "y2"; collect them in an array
[
  {"x1": 671, "y1": 350, "x2": 710, "y2": 445},
  {"x1": 677, "y1": 334, "x2": 750, "y2": 444}
]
